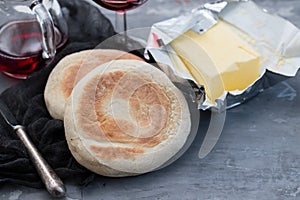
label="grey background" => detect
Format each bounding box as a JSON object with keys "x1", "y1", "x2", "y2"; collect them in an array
[{"x1": 1, "y1": 0, "x2": 300, "y2": 199}]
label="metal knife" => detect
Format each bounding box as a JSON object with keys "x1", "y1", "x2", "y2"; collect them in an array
[{"x1": 0, "y1": 99, "x2": 66, "y2": 198}]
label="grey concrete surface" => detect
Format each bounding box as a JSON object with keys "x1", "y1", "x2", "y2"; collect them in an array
[{"x1": 0, "y1": 0, "x2": 300, "y2": 199}]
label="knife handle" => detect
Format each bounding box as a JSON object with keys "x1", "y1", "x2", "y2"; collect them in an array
[{"x1": 14, "y1": 125, "x2": 66, "y2": 198}]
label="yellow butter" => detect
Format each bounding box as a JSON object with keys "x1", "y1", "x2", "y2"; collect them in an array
[{"x1": 170, "y1": 20, "x2": 261, "y2": 104}]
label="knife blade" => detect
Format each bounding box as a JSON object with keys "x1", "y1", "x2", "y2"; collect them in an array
[
  {"x1": 0, "y1": 99, "x2": 66, "y2": 198},
  {"x1": 198, "y1": 108, "x2": 226, "y2": 159}
]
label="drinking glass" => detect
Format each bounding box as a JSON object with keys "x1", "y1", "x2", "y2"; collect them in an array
[
  {"x1": 0, "y1": 0, "x2": 68, "y2": 79},
  {"x1": 92, "y1": 0, "x2": 148, "y2": 32}
]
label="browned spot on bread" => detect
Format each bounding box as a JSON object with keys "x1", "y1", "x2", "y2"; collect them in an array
[
  {"x1": 130, "y1": 83, "x2": 170, "y2": 128},
  {"x1": 78, "y1": 70, "x2": 174, "y2": 148},
  {"x1": 90, "y1": 145, "x2": 144, "y2": 161},
  {"x1": 61, "y1": 63, "x2": 81, "y2": 98},
  {"x1": 61, "y1": 50, "x2": 143, "y2": 99}
]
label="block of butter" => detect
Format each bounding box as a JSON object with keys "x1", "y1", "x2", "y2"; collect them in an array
[
  {"x1": 146, "y1": 0, "x2": 300, "y2": 110},
  {"x1": 170, "y1": 20, "x2": 261, "y2": 105}
]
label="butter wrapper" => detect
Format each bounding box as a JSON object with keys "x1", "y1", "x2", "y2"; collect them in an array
[{"x1": 146, "y1": 0, "x2": 300, "y2": 110}]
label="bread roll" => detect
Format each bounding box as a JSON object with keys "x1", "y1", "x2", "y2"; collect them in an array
[
  {"x1": 44, "y1": 49, "x2": 143, "y2": 120},
  {"x1": 64, "y1": 60, "x2": 191, "y2": 177}
]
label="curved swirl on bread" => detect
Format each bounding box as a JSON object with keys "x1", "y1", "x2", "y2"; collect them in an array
[{"x1": 64, "y1": 59, "x2": 191, "y2": 176}]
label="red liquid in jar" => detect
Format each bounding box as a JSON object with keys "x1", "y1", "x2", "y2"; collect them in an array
[
  {"x1": 0, "y1": 20, "x2": 67, "y2": 79},
  {"x1": 93, "y1": 0, "x2": 147, "y2": 11},
  {"x1": 0, "y1": 52, "x2": 42, "y2": 79}
]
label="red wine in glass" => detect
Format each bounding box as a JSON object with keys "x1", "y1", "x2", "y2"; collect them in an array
[
  {"x1": 92, "y1": 0, "x2": 148, "y2": 32},
  {"x1": 93, "y1": 0, "x2": 148, "y2": 11},
  {"x1": 0, "y1": 20, "x2": 67, "y2": 79}
]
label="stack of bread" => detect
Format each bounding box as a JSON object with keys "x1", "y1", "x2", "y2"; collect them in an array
[{"x1": 44, "y1": 49, "x2": 191, "y2": 177}]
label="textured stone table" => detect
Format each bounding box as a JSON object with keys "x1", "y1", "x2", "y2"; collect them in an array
[{"x1": 1, "y1": 0, "x2": 300, "y2": 199}]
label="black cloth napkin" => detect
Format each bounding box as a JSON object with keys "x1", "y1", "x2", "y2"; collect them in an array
[{"x1": 0, "y1": 0, "x2": 122, "y2": 188}]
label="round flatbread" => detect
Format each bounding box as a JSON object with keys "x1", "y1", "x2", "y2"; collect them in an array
[
  {"x1": 64, "y1": 59, "x2": 191, "y2": 177},
  {"x1": 44, "y1": 49, "x2": 143, "y2": 120}
]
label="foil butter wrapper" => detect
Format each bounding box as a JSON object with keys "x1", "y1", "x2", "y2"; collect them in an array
[{"x1": 146, "y1": 0, "x2": 300, "y2": 110}]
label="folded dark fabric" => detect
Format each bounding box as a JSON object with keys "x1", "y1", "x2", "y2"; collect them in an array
[{"x1": 0, "y1": 0, "x2": 117, "y2": 188}]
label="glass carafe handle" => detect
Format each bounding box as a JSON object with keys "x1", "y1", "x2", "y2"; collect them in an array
[{"x1": 30, "y1": 0, "x2": 56, "y2": 60}]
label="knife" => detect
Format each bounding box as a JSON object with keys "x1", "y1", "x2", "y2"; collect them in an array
[
  {"x1": 0, "y1": 99, "x2": 66, "y2": 198},
  {"x1": 198, "y1": 106, "x2": 226, "y2": 159}
]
